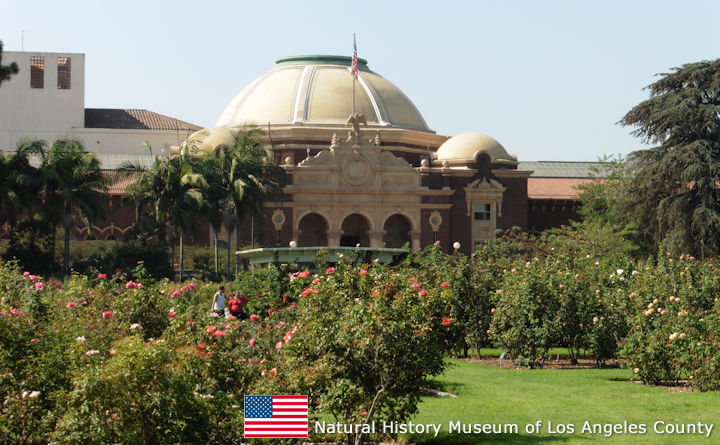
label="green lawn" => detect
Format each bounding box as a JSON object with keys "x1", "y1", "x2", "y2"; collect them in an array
[{"x1": 407, "y1": 359, "x2": 720, "y2": 444}]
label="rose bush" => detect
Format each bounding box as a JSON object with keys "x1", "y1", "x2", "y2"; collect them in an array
[
  {"x1": 621, "y1": 253, "x2": 720, "y2": 389},
  {"x1": 280, "y1": 257, "x2": 452, "y2": 445},
  {"x1": 3, "y1": 234, "x2": 720, "y2": 444}
]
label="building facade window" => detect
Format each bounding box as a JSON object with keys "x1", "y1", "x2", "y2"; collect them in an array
[
  {"x1": 57, "y1": 57, "x2": 71, "y2": 89},
  {"x1": 473, "y1": 203, "x2": 491, "y2": 221},
  {"x1": 30, "y1": 56, "x2": 44, "y2": 88}
]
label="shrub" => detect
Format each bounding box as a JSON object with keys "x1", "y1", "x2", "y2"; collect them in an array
[
  {"x1": 621, "y1": 254, "x2": 720, "y2": 388},
  {"x1": 281, "y1": 259, "x2": 451, "y2": 444},
  {"x1": 489, "y1": 259, "x2": 560, "y2": 368},
  {"x1": 3, "y1": 215, "x2": 55, "y2": 275},
  {"x1": 73, "y1": 242, "x2": 172, "y2": 280},
  {"x1": 51, "y1": 336, "x2": 210, "y2": 444}
]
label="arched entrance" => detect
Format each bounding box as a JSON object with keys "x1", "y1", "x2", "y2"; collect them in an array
[
  {"x1": 340, "y1": 214, "x2": 370, "y2": 247},
  {"x1": 297, "y1": 213, "x2": 328, "y2": 247},
  {"x1": 382, "y1": 214, "x2": 412, "y2": 248}
]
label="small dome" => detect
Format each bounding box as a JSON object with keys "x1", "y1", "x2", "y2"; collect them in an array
[
  {"x1": 217, "y1": 55, "x2": 432, "y2": 132},
  {"x1": 184, "y1": 126, "x2": 235, "y2": 154},
  {"x1": 436, "y1": 132, "x2": 516, "y2": 164}
]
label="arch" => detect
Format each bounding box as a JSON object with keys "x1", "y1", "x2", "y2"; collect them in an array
[
  {"x1": 382, "y1": 214, "x2": 412, "y2": 248},
  {"x1": 476, "y1": 153, "x2": 491, "y2": 178},
  {"x1": 340, "y1": 213, "x2": 370, "y2": 247},
  {"x1": 297, "y1": 213, "x2": 328, "y2": 247}
]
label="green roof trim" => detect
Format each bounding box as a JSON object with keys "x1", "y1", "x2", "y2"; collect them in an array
[{"x1": 276, "y1": 55, "x2": 369, "y2": 68}]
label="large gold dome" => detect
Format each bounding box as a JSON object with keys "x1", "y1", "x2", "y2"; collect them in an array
[{"x1": 216, "y1": 55, "x2": 432, "y2": 133}]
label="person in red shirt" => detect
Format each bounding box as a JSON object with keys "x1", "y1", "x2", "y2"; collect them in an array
[{"x1": 227, "y1": 292, "x2": 248, "y2": 320}]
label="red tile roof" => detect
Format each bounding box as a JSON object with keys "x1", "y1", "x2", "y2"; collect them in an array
[
  {"x1": 527, "y1": 177, "x2": 595, "y2": 199},
  {"x1": 105, "y1": 171, "x2": 141, "y2": 195},
  {"x1": 85, "y1": 109, "x2": 201, "y2": 131}
]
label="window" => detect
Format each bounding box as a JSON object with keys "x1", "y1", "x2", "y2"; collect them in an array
[
  {"x1": 57, "y1": 57, "x2": 71, "y2": 89},
  {"x1": 473, "y1": 203, "x2": 491, "y2": 221},
  {"x1": 30, "y1": 56, "x2": 44, "y2": 88}
]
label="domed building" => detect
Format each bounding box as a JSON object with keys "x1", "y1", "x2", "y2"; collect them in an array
[{"x1": 191, "y1": 55, "x2": 539, "y2": 255}]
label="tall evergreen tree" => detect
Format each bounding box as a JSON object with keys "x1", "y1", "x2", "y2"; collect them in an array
[
  {"x1": 621, "y1": 59, "x2": 720, "y2": 258},
  {"x1": 0, "y1": 40, "x2": 19, "y2": 86}
]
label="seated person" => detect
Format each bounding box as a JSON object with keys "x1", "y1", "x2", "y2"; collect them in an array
[{"x1": 227, "y1": 293, "x2": 248, "y2": 320}]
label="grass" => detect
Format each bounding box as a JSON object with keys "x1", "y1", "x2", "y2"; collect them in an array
[{"x1": 406, "y1": 359, "x2": 720, "y2": 444}]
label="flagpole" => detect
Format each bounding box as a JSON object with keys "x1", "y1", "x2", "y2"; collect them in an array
[{"x1": 352, "y1": 33, "x2": 356, "y2": 116}]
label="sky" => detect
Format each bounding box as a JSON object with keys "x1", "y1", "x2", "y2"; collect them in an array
[{"x1": 3, "y1": 0, "x2": 719, "y2": 161}]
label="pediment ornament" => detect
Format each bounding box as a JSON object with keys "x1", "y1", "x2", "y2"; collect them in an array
[
  {"x1": 379, "y1": 150, "x2": 412, "y2": 168},
  {"x1": 464, "y1": 177, "x2": 507, "y2": 217},
  {"x1": 298, "y1": 149, "x2": 335, "y2": 167}
]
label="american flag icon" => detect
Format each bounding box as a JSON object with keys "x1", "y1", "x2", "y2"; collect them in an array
[{"x1": 244, "y1": 395, "x2": 309, "y2": 438}]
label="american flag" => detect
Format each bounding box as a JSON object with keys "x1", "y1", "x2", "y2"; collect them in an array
[
  {"x1": 351, "y1": 34, "x2": 358, "y2": 80},
  {"x1": 244, "y1": 395, "x2": 309, "y2": 438}
]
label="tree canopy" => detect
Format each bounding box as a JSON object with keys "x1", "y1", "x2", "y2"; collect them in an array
[
  {"x1": 620, "y1": 58, "x2": 720, "y2": 258},
  {"x1": 0, "y1": 40, "x2": 19, "y2": 85}
]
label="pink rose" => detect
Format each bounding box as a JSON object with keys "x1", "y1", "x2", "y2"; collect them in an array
[
  {"x1": 441, "y1": 282, "x2": 449, "y2": 288},
  {"x1": 168, "y1": 311, "x2": 176, "y2": 318},
  {"x1": 249, "y1": 338, "x2": 256, "y2": 347},
  {"x1": 29, "y1": 275, "x2": 37, "y2": 282},
  {"x1": 67, "y1": 301, "x2": 75, "y2": 308},
  {"x1": 23, "y1": 271, "x2": 30, "y2": 277},
  {"x1": 34, "y1": 282, "x2": 44, "y2": 290},
  {"x1": 275, "y1": 342, "x2": 282, "y2": 349},
  {"x1": 97, "y1": 273, "x2": 107, "y2": 280},
  {"x1": 250, "y1": 314, "x2": 258, "y2": 322},
  {"x1": 188, "y1": 282, "x2": 196, "y2": 290},
  {"x1": 102, "y1": 311, "x2": 113, "y2": 319}
]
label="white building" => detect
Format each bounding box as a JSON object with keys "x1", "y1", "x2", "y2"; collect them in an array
[{"x1": 0, "y1": 51, "x2": 199, "y2": 155}]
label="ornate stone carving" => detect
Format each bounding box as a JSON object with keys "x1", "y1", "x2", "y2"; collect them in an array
[
  {"x1": 379, "y1": 150, "x2": 411, "y2": 167},
  {"x1": 271, "y1": 209, "x2": 286, "y2": 230},
  {"x1": 464, "y1": 177, "x2": 507, "y2": 217},
  {"x1": 345, "y1": 113, "x2": 367, "y2": 145},
  {"x1": 298, "y1": 149, "x2": 335, "y2": 167},
  {"x1": 341, "y1": 154, "x2": 372, "y2": 186},
  {"x1": 429, "y1": 211, "x2": 443, "y2": 232}
]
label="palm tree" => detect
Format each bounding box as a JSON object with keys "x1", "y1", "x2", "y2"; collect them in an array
[
  {"x1": 0, "y1": 139, "x2": 43, "y2": 239},
  {"x1": 40, "y1": 139, "x2": 108, "y2": 274},
  {"x1": 222, "y1": 129, "x2": 286, "y2": 278},
  {"x1": 121, "y1": 145, "x2": 207, "y2": 281},
  {"x1": 194, "y1": 154, "x2": 227, "y2": 278}
]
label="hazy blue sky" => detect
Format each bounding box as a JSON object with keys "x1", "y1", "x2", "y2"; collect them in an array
[{"x1": 3, "y1": 0, "x2": 719, "y2": 161}]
